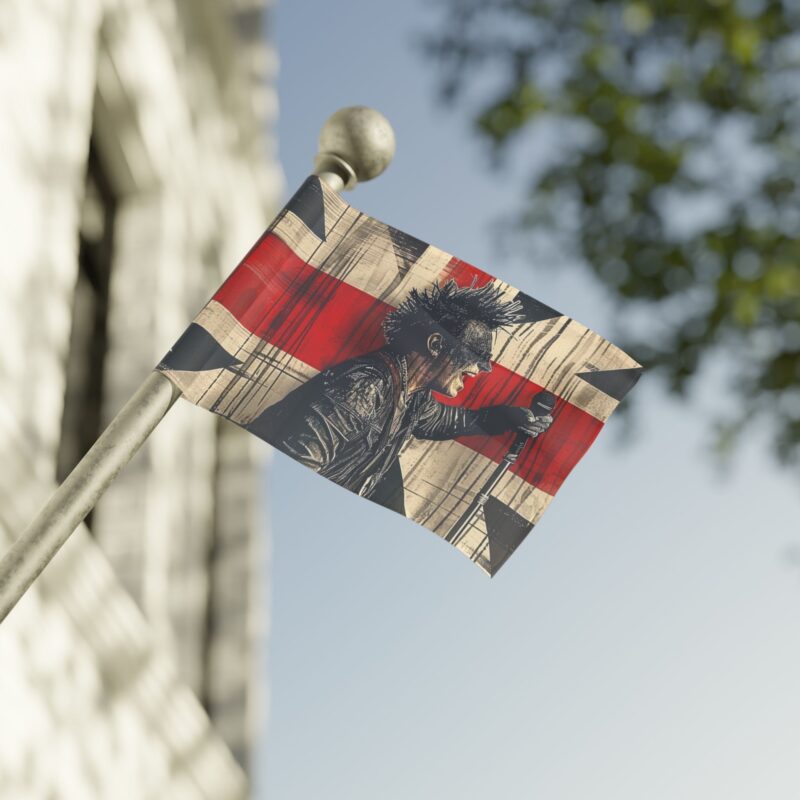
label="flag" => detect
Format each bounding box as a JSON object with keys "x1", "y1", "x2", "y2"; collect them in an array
[{"x1": 158, "y1": 177, "x2": 641, "y2": 575}]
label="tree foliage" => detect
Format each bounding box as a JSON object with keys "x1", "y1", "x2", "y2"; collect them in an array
[{"x1": 425, "y1": 0, "x2": 800, "y2": 461}]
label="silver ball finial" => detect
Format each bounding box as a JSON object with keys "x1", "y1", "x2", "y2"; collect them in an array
[{"x1": 314, "y1": 106, "x2": 396, "y2": 190}]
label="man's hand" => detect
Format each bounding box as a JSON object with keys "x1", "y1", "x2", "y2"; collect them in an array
[
  {"x1": 477, "y1": 405, "x2": 554, "y2": 437},
  {"x1": 516, "y1": 408, "x2": 553, "y2": 438}
]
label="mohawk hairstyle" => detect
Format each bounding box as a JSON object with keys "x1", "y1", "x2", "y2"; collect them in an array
[{"x1": 383, "y1": 280, "x2": 524, "y2": 352}]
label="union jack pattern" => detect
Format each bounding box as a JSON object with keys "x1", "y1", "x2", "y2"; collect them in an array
[{"x1": 158, "y1": 177, "x2": 641, "y2": 575}]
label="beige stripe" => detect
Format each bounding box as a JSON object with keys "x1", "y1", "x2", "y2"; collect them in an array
[
  {"x1": 491, "y1": 318, "x2": 640, "y2": 421},
  {"x1": 160, "y1": 301, "x2": 317, "y2": 425},
  {"x1": 399, "y1": 437, "x2": 552, "y2": 574},
  {"x1": 275, "y1": 207, "x2": 459, "y2": 305}
]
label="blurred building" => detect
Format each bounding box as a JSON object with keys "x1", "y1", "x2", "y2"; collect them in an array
[{"x1": 0, "y1": 1, "x2": 281, "y2": 797}]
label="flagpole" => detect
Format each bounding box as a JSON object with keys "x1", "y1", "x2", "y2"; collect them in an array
[{"x1": 0, "y1": 106, "x2": 396, "y2": 624}]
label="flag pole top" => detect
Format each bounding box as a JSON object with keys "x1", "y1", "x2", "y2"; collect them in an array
[{"x1": 314, "y1": 106, "x2": 396, "y2": 191}]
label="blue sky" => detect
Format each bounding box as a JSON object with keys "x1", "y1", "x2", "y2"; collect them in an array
[{"x1": 257, "y1": 3, "x2": 800, "y2": 798}]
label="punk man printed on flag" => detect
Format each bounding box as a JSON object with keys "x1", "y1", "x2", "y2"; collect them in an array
[
  {"x1": 158, "y1": 175, "x2": 641, "y2": 573},
  {"x1": 246, "y1": 280, "x2": 553, "y2": 515}
]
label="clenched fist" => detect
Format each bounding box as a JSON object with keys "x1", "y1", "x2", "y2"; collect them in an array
[{"x1": 477, "y1": 405, "x2": 554, "y2": 437}]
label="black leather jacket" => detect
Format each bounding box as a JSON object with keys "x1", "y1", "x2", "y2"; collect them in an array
[{"x1": 246, "y1": 348, "x2": 487, "y2": 501}]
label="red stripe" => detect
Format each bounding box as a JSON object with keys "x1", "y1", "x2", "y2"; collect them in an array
[
  {"x1": 439, "y1": 366, "x2": 603, "y2": 496},
  {"x1": 439, "y1": 256, "x2": 494, "y2": 288},
  {"x1": 212, "y1": 234, "x2": 602, "y2": 495},
  {"x1": 216, "y1": 237, "x2": 388, "y2": 367}
]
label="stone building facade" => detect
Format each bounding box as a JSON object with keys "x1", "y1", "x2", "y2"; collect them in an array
[{"x1": 0, "y1": 0, "x2": 281, "y2": 797}]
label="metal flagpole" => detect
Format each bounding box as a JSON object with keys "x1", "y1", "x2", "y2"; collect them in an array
[{"x1": 0, "y1": 106, "x2": 396, "y2": 624}]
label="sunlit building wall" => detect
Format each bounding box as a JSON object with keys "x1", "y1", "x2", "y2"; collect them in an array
[{"x1": 0, "y1": 0, "x2": 280, "y2": 796}]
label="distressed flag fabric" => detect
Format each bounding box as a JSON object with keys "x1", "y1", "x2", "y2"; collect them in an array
[{"x1": 157, "y1": 177, "x2": 641, "y2": 575}]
